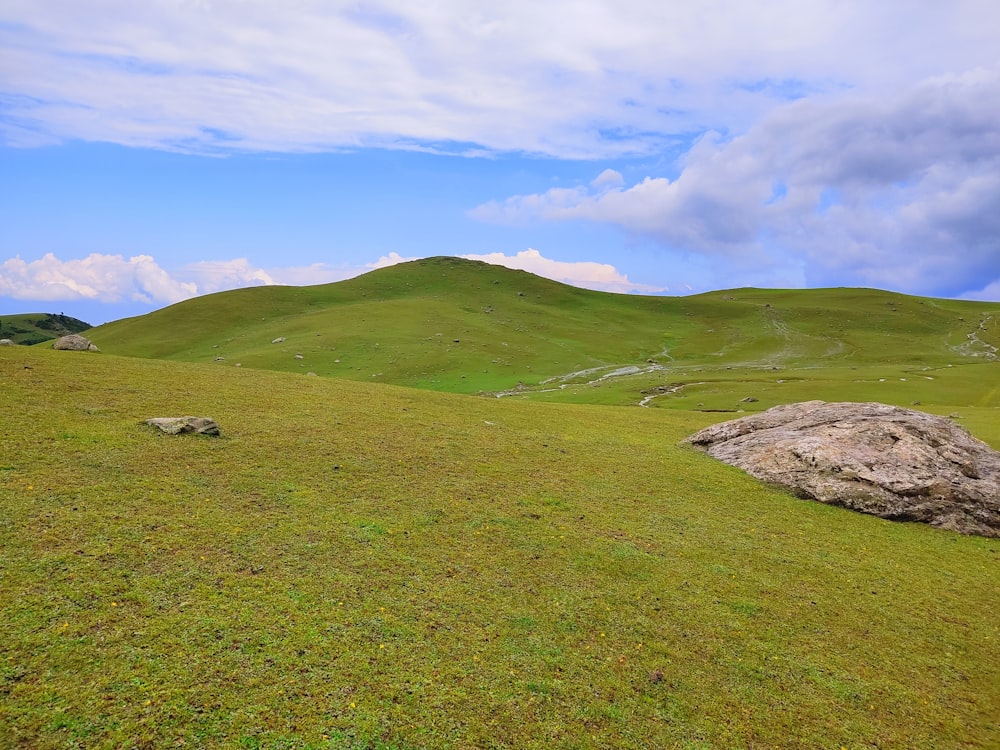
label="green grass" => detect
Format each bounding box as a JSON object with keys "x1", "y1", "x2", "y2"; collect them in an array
[
  {"x1": 7, "y1": 260, "x2": 1000, "y2": 747},
  {"x1": 2, "y1": 347, "x2": 999, "y2": 749},
  {"x1": 86, "y1": 257, "x2": 1000, "y2": 400},
  {"x1": 0, "y1": 313, "x2": 91, "y2": 346}
]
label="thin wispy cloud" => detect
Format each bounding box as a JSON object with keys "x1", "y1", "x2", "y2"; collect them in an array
[{"x1": 3, "y1": 1, "x2": 997, "y2": 157}]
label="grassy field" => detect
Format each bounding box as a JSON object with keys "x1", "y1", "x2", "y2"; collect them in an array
[{"x1": 2, "y1": 346, "x2": 999, "y2": 749}]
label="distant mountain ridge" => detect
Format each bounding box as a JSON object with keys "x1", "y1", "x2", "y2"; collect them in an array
[{"x1": 0, "y1": 312, "x2": 92, "y2": 345}]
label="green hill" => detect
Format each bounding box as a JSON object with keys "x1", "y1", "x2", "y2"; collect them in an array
[
  {"x1": 1, "y1": 347, "x2": 998, "y2": 749},
  {"x1": 88, "y1": 256, "x2": 999, "y2": 411},
  {"x1": 90, "y1": 256, "x2": 683, "y2": 393},
  {"x1": 5, "y1": 261, "x2": 999, "y2": 747},
  {"x1": 0, "y1": 312, "x2": 91, "y2": 345}
]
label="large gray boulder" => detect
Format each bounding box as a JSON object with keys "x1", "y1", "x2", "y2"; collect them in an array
[
  {"x1": 685, "y1": 401, "x2": 1000, "y2": 537},
  {"x1": 144, "y1": 417, "x2": 221, "y2": 436},
  {"x1": 52, "y1": 334, "x2": 99, "y2": 352}
]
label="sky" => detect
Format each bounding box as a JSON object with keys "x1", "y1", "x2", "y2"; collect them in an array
[{"x1": 2, "y1": 1, "x2": 999, "y2": 325}]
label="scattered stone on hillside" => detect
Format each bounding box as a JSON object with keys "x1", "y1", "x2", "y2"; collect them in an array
[
  {"x1": 685, "y1": 401, "x2": 1000, "y2": 537},
  {"x1": 52, "y1": 334, "x2": 99, "y2": 352},
  {"x1": 214, "y1": 356, "x2": 224, "y2": 361},
  {"x1": 294, "y1": 353, "x2": 304, "y2": 360},
  {"x1": 272, "y1": 337, "x2": 286, "y2": 344},
  {"x1": 144, "y1": 417, "x2": 221, "y2": 436},
  {"x1": 0, "y1": 338, "x2": 13, "y2": 346}
]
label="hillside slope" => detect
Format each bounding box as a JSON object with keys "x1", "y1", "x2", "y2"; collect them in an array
[
  {"x1": 89, "y1": 257, "x2": 999, "y2": 400},
  {"x1": 0, "y1": 312, "x2": 91, "y2": 345}
]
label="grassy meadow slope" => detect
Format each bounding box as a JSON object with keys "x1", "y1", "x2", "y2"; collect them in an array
[
  {"x1": 0, "y1": 313, "x2": 91, "y2": 346},
  {"x1": 2, "y1": 347, "x2": 999, "y2": 749},
  {"x1": 89, "y1": 257, "x2": 673, "y2": 394},
  {"x1": 87, "y1": 257, "x2": 1000, "y2": 404}
]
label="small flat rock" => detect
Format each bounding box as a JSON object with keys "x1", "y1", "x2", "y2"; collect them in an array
[
  {"x1": 52, "y1": 334, "x2": 99, "y2": 352},
  {"x1": 685, "y1": 401, "x2": 1000, "y2": 537},
  {"x1": 144, "y1": 417, "x2": 221, "y2": 436},
  {"x1": 0, "y1": 338, "x2": 14, "y2": 346}
]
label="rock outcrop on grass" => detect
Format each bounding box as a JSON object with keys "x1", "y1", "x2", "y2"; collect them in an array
[
  {"x1": 52, "y1": 333, "x2": 99, "y2": 351},
  {"x1": 144, "y1": 417, "x2": 221, "y2": 436},
  {"x1": 0, "y1": 338, "x2": 13, "y2": 346},
  {"x1": 686, "y1": 401, "x2": 1000, "y2": 537}
]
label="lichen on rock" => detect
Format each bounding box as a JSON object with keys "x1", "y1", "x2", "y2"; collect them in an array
[
  {"x1": 686, "y1": 401, "x2": 1000, "y2": 537},
  {"x1": 52, "y1": 334, "x2": 99, "y2": 352}
]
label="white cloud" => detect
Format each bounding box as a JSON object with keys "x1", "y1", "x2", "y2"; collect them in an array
[
  {"x1": 0, "y1": 253, "x2": 198, "y2": 303},
  {"x1": 460, "y1": 249, "x2": 665, "y2": 294},
  {"x1": 958, "y1": 279, "x2": 1000, "y2": 302},
  {"x1": 591, "y1": 169, "x2": 624, "y2": 190},
  {"x1": 259, "y1": 263, "x2": 354, "y2": 287},
  {"x1": 471, "y1": 69, "x2": 1000, "y2": 299},
  {"x1": 218, "y1": 258, "x2": 438, "y2": 291},
  {"x1": 0, "y1": 253, "x2": 357, "y2": 304},
  {"x1": 0, "y1": 250, "x2": 666, "y2": 311},
  {"x1": 250, "y1": 253, "x2": 421, "y2": 286},
  {"x1": 2, "y1": 1, "x2": 998, "y2": 157},
  {"x1": 182, "y1": 258, "x2": 276, "y2": 293},
  {"x1": 366, "y1": 252, "x2": 422, "y2": 270}
]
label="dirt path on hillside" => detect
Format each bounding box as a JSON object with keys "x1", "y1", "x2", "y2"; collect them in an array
[
  {"x1": 950, "y1": 315, "x2": 998, "y2": 360},
  {"x1": 492, "y1": 355, "x2": 672, "y2": 399}
]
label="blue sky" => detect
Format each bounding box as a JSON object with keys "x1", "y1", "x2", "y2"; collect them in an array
[{"x1": 2, "y1": 1, "x2": 999, "y2": 324}]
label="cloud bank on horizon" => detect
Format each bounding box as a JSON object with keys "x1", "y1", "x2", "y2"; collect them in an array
[
  {"x1": 2, "y1": 0, "x2": 999, "y2": 314},
  {"x1": 0, "y1": 250, "x2": 659, "y2": 312}
]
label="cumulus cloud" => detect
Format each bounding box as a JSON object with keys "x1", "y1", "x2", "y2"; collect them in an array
[
  {"x1": 183, "y1": 258, "x2": 277, "y2": 293},
  {"x1": 0, "y1": 253, "x2": 356, "y2": 304},
  {"x1": 0, "y1": 253, "x2": 198, "y2": 303},
  {"x1": 2, "y1": 1, "x2": 998, "y2": 157},
  {"x1": 591, "y1": 169, "x2": 625, "y2": 190},
  {"x1": 461, "y1": 249, "x2": 664, "y2": 294},
  {"x1": 471, "y1": 69, "x2": 1000, "y2": 299},
  {"x1": 0, "y1": 250, "x2": 663, "y2": 312},
  {"x1": 366, "y1": 252, "x2": 422, "y2": 270}
]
